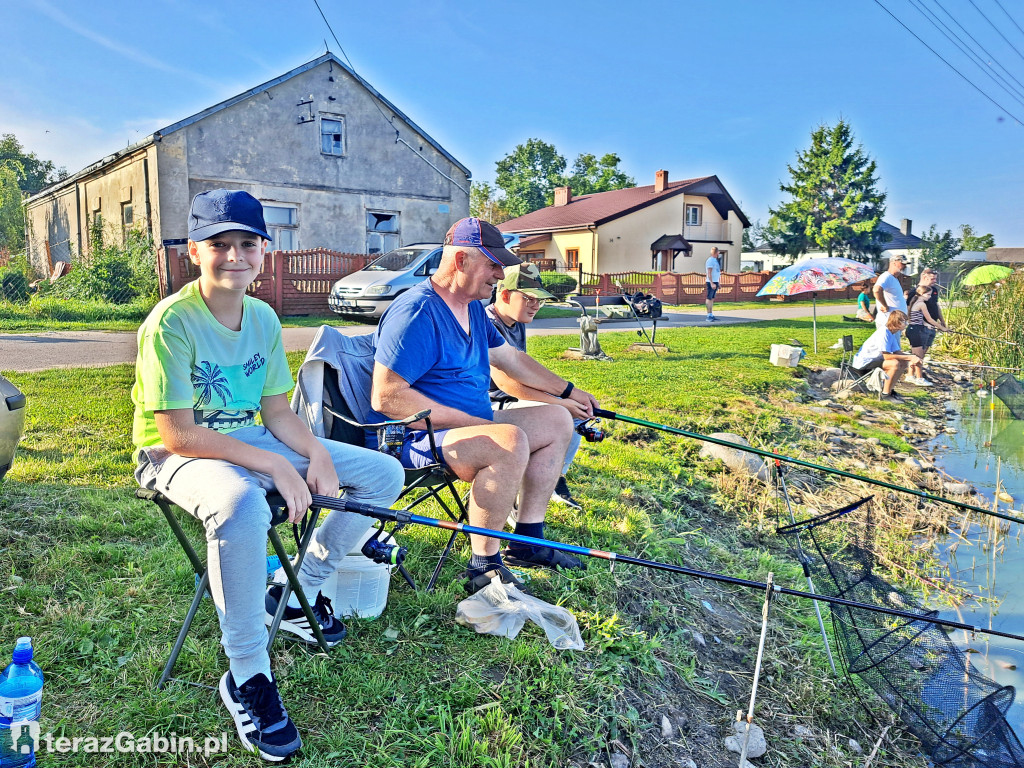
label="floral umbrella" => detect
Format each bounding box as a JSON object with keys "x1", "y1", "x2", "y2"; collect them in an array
[{"x1": 757, "y1": 257, "x2": 878, "y2": 352}]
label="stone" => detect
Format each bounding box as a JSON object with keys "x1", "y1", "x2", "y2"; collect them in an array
[
  {"x1": 848, "y1": 738, "x2": 863, "y2": 754},
  {"x1": 849, "y1": 459, "x2": 868, "y2": 470},
  {"x1": 808, "y1": 407, "x2": 830, "y2": 415},
  {"x1": 829, "y1": 436, "x2": 845, "y2": 446},
  {"x1": 946, "y1": 427, "x2": 959, "y2": 434},
  {"x1": 679, "y1": 760, "x2": 697, "y2": 768},
  {"x1": 725, "y1": 721, "x2": 767, "y2": 758},
  {"x1": 691, "y1": 631, "x2": 706, "y2": 648},
  {"x1": 904, "y1": 458, "x2": 923, "y2": 472},
  {"x1": 609, "y1": 754, "x2": 629, "y2": 768},
  {"x1": 852, "y1": 405, "x2": 867, "y2": 413},
  {"x1": 944, "y1": 481, "x2": 973, "y2": 495},
  {"x1": 867, "y1": 437, "x2": 881, "y2": 445},
  {"x1": 700, "y1": 433, "x2": 771, "y2": 482},
  {"x1": 790, "y1": 724, "x2": 814, "y2": 739},
  {"x1": 818, "y1": 368, "x2": 842, "y2": 388},
  {"x1": 661, "y1": 715, "x2": 674, "y2": 739}
]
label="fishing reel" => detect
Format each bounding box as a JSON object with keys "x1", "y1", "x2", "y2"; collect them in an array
[
  {"x1": 361, "y1": 525, "x2": 408, "y2": 567},
  {"x1": 575, "y1": 417, "x2": 605, "y2": 443}
]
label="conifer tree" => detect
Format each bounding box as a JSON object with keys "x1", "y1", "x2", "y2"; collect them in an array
[{"x1": 768, "y1": 120, "x2": 887, "y2": 261}]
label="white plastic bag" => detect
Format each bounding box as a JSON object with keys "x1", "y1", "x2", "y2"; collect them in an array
[{"x1": 455, "y1": 577, "x2": 584, "y2": 651}]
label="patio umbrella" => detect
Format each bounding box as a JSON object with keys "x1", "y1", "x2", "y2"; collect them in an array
[
  {"x1": 757, "y1": 257, "x2": 877, "y2": 352},
  {"x1": 963, "y1": 264, "x2": 1012, "y2": 286}
]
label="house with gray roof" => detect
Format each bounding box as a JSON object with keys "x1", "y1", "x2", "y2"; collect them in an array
[{"x1": 23, "y1": 53, "x2": 470, "y2": 283}]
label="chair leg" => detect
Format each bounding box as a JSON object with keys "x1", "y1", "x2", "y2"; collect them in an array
[
  {"x1": 426, "y1": 529, "x2": 462, "y2": 592},
  {"x1": 158, "y1": 570, "x2": 209, "y2": 689},
  {"x1": 267, "y1": 520, "x2": 330, "y2": 653}
]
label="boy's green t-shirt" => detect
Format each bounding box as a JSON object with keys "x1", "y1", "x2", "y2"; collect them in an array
[{"x1": 131, "y1": 280, "x2": 294, "y2": 450}]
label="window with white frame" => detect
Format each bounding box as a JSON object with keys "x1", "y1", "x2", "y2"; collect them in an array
[
  {"x1": 366, "y1": 211, "x2": 400, "y2": 254},
  {"x1": 685, "y1": 204, "x2": 702, "y2": 226},
  {"x1": 263, "y1": 204, "x2": 298, "y2": 251},
  {"x1": 320, "y1": 114, "x2": 345, "y2": 156}
]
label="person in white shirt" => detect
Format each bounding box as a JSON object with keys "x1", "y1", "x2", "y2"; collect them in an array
[
  {"x1": 873, "y1": 254, "x2": 908, "y2": 330},
  {"x1": 705, "y1": 247, "x2": 722, "y2": 322},
  {"x1": 852, "y1": 310, "x2": 920, "y2": 401}
]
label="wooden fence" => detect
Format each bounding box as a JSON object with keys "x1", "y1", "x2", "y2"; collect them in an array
[
  {"x1": 577, "y1": 270, "x2": 903, "y2": 304},
  {"x1": 157, "y1": 246, "x2": 371, "y2": 316}
]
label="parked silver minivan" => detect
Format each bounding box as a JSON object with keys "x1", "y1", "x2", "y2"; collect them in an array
[{"x1": 327, "y1": 234, "x2": 519, "y2": 319}]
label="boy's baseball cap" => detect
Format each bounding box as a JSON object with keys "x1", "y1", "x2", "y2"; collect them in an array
[
  {"x1": 496, "y1": 263, "x2": 556, "y2": 299},
  {"x1": 188, "y1": 189, "x2": 271, "y2": 242},
  {"x1": 444, "y1": 217, "x2": 521, "y2": 267}
]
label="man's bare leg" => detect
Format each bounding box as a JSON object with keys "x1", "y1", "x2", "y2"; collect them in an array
[{"x1": 493, "y1": 405, "x2": 571, "y2": 525}]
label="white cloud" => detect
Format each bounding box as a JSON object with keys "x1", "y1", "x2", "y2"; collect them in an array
[{"x1": 31, "y1": 0, "x2": 222, "y2": 91}]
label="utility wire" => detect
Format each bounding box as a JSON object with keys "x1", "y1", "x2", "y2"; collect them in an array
[
  {"x1": 992, "y1": 0, "x2": 1024, "y2": 41},
  {"x1": 870, "y1": 0, "x2": 1024, "y2": 127},
  {"x1": 930, "y1": 0, "x2": 1024, "y2": 97},
  {"x1": 309, "y1": 0, "x2": 469, "y2": 195},
  {"x1": 908, "y1": 0, "x2": 1024, "y2": 108},
  {"x1": 967, "y1": 0, "x2": 1024, "y2": 65}
]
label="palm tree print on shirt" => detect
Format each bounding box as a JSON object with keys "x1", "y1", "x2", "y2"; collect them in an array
[{"x1": 191, "y1": 361, "x2": 232, "y2": 407}]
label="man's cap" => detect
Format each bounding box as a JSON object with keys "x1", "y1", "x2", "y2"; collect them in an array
[
  {"x1": 885, "y1": 253, "x2": 908, "y2": 263},
  {"x1": 496, "y1": 263, "x2": 556, "y2": 300},
  {"x1": 188, "y1": 189, "x2": 271, "y2": 242},
  {"x1": 444, "y1": 217, "x2": 521, "y2": 267}
]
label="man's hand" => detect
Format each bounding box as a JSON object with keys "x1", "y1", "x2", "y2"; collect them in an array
[{"x1": 566, "y1": 386, "x2": 598, "y2": 419}]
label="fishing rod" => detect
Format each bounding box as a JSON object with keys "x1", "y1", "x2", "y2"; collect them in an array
[
  {"x1": 940, "y1": 328, "x2": 1018, "y2": 347},
  {"x1": 592, "y1": 408, "x2": 1024, "y2": 526},
  {"x1": 307, "y1": 493, "x2": 1024, "y2": 643},
  {"x1": 925, "y1": 360, "x2": 1023, "y2": 373}
]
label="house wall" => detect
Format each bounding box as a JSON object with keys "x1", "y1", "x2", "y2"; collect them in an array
[
  {"x1": 24, "y1": 146, "x2": 159, "y2": 275},
  {"x1": 155, "y1": 60, "x2": 468, "y2": 253}
]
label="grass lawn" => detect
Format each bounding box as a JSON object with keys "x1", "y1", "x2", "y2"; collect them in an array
[{"x1": 0, "y1": 318, "x2": 929, "y2": 767}]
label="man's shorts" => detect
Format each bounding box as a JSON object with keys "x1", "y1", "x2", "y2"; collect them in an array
[
  {"x1": 705, "y1": 281, "x2": 719, "y2": 299},
  {"x1": 399, "y1": 428, "x2": 452, "y2": 469},
  {"x1": 905, "y1": 324, "x2": 936, "y2": 349}
]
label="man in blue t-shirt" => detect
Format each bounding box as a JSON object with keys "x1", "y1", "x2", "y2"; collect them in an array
[{"x1": 370, "y1": 218, "x2": 598, "y2": 594}]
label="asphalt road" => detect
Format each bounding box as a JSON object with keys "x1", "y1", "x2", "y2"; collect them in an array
[{"x1": 0, "y1": 304, "x2": 853, "y2": 373}]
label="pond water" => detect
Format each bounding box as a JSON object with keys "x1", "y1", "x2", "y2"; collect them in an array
[{"x1": 928, "y1": 390, "x2": 1024, "y2": 731}]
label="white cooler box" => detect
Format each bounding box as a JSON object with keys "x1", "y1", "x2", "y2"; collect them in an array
[
  {"x1": 769, "y1": 344, "x2": 803, "y2": 368},
  {"x1": 273, "y1": 524, "x2": 394, "y2": 620}
]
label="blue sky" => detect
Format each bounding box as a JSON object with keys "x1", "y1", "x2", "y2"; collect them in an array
[{"x1": 3, "y1": 0, "x2": 1023, "y2": 245}]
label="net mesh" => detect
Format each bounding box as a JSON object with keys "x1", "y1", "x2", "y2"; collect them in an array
[
  {"x1": 782, "y1": 505, "x2": 1024, "y2": 767},
  {"x1": 993, "y1": 374, "x2": 1024, "y2": 421}
]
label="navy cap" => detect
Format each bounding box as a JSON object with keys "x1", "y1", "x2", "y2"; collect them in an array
[
  {"x1": 188, "y1": 189, "x2": 270, "y2": 242},
  {"x1": 444, "y1": 217, "x2": 521, "y2": 267}
]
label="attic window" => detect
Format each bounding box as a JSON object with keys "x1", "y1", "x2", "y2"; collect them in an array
[{"x1": 320, "y1": 115, "x2": 345, "y2": 156}]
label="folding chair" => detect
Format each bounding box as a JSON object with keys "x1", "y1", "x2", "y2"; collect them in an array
[
  {"x1": 292, "y1": 326, "x2": 470, "y2": 592},
  {"x1": 137, "y1": 489, "x2": 330, "y2": 689}
]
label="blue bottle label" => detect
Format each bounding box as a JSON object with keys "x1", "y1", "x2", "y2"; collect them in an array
[{"x1": 0, "y1": 691, "x2": 41, "y2": 719}]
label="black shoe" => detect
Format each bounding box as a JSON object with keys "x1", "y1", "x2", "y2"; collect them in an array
[
  {"x1": 461, "y1": 563, "x2": 529, "y2": 596},
  {"x1": 550, "y1": 476, "x2": 583, "y2": 510},
  {"x1": 502, "y1": 545, "x2": 584, "y2": 571},
  {"x1": 879, "y1": 392, "x2": 903, "y2": 403},
  {"x1": 219, "y1": 671, "x2": 301, "y2": 762},
  {"x1": 265, "y1": 585, "x2": 347, "y2": 646}
]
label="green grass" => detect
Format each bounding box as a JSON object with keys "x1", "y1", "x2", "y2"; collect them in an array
[{"x1": 0, "y1": 319, "x2": 930, "y2": 767}]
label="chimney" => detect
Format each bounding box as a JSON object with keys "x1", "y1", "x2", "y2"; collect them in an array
[
  {"x1": 900, "y1": 218, "x2": 912, "y2": 236},
  {"x1": 554, "y1": 186, "x2": 571, "y2": 207},
  {"x1": 654, "y1": 170, "x2": 669, "y2": 193}
]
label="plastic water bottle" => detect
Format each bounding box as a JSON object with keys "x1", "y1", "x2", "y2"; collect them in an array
[{"x1": 0, "y1": 638, "x2": 44, "y2": 768}]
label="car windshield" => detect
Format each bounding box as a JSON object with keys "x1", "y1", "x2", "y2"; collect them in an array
[{"x1": 362, "y1": 247, "x2": 432, "y2": 272}]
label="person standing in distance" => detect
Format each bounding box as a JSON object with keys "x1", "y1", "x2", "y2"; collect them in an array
[
  {"x1": 705, "y1": 247, "x2": 722, "y2": 322},
  {"x1": 872, "y1": 254, "x2": 908, "y2": 331}
]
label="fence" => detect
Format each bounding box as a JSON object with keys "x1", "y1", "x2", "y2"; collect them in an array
[
  {"x1": 575, "y1": 270, "x2": 904, "y2": 305},
  {"x1": 158, "y1": 246, "x2": 371, "y2": 316}
]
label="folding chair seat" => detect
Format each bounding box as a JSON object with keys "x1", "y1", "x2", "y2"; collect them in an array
[
  {"x1": 292, "y1": 326, "x2": 470, "y2": 591},
  {"x1": 136, "y1": 488, "x2": 330, "y2": 689}
]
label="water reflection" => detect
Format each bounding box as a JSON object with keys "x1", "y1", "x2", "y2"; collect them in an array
[{"x1": 930, "y1": 392, "x2": 1024, "y2": 731}]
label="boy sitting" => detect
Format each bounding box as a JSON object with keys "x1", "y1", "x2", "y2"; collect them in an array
[
  {"x1": 851, "y1": 309, "x2": 920, "y2": 401},
  {"x1": 132, "y1": 189, "x2": 404, "y2": 761}
]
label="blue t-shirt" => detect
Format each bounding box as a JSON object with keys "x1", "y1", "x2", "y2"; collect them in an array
[
  {"x1": 369, "y1": 280, "x2": 506, "y2": 424},
  {"x1": 853, "y1": 326, "x2": 902, "y2": 369}
]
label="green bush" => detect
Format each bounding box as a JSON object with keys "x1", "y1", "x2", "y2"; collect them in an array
[
  {"x1": 539, "y1": 271, "x2": 578, "y2": 299},
  {"x1": 0, "y1": 267, "x2": 29, "y2": 302},
  {"x1": 54, "y1": 227, "x2": 158, "y2": 305}
]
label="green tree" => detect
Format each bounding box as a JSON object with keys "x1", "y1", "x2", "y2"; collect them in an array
[
  {"x1": 958, "y1": 223, "x2": 995, "y2": 252},
  {"x1": 742, "y1": 219, "x2": 768, "y2": 251},
  {"x1": 918, "y1": 224, "x2": 962, "y2": 269},
  {"x1": 564, "y1": 153, "x2": 634, "y2": 196},
  {"x1": 768, "y1": 120, "x2": 887, "y2": 260},
  {"x1": 494, "y1": 139, "x2": 567, "y2": 218},
  {"x1": 0, "y1": 166, "x2": 25, "y2": 252},
  {"x1": 469, "y1": 181, "x2": 510, "y2": 224},
  {"x1": 0, "y1": 134, "x2": 66, "y2": 194}
]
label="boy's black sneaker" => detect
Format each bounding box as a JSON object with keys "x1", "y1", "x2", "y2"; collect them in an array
[
  {"x1": 265, "y1": 585, "x2": 347, "y2": 646},
  {"x1": 219, "y1": 671, "x2": 301, "y2": 762},
  {"x1": 550, "y1": 476, "x2": 582, "y2": 510}
]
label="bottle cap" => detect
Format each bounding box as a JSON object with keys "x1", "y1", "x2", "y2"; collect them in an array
[{"x1": 12, "y1": 637, "x2": 33, "y2": 663}]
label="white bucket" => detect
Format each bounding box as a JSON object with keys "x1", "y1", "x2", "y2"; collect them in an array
[
  {"x1": 273, "y1": 524, "x2": 394, "y2": 620},
  {"x1": 769, "y1": 344, "x2": 803, "y2": 368}
]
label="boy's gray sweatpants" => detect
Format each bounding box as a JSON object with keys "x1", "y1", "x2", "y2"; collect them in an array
[{"x1": 136, "y1": 425, "x2": 405, "y2": 685}]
